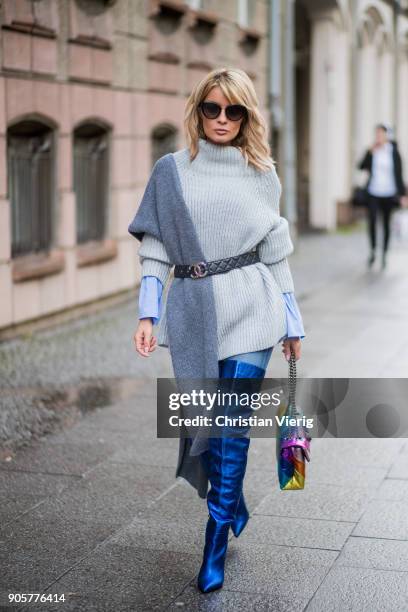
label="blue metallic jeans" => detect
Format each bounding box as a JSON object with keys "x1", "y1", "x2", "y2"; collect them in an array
[
  {"x1": 219, "y1": 346, "x2": 273, "y2": 373},
  {"x1": 216, "y1": 346, "x2": 273, "y2": 437}
]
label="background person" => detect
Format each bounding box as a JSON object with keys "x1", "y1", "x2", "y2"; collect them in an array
[{"x1": 358, "y1": 124, "x2": 407, "y2": 269}]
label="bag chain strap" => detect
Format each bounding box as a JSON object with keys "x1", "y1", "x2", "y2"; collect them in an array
[
  {"x1": 288, "y1": 348, "x2": 312, "y2": 441},
  {"x1": 288, "y1": 347, "x2": 297, "y2": 415}
]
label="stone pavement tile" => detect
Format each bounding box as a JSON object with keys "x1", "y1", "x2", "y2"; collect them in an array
[
  {"x1": 371, "y1": 478, "x2": 408, "y2": 501},
  {"x1": 296, "y1": 289, "x2": 407, "y2": 376},
  {"x1": 380, "y1": 361, "x2": 408, "y2": 377},
  {"x1": 0, "y1": 394, "x2": 162, "y2": 476},
  {"x1": 401, "y1": 438, "x2": 408, "y2": 453},
  {"x1": 297, "y1": 310, "x2": 366, "y2": 351},
  {"x1": 237, "y1": 514, "x2": 352, "y2": 550},
  {"x1": 0, "y1": 298, "x2": 173, "y2": 389},
  {"x1": 69, "y1": 393, "x2": 158, "y2": 431},
  {"x1": 168, "y1": 583, "x2": 307, "y2": 612},
  {"x1": 387, "y1": 452, "x2": 408, "y2": 479},
  {"x1": 109, "y1": 482, "x2": 207, "y2": 556},
  {"x1": 305, "y1": 335, "x2": 402, "y2": 378},
  {"x1": 340, "y1": 281, "x2": 408, "y2": 318},
  {"x1": 246, "y1": 437, "x2": 277, "y2": 470},
  {"x1": 243, "y1": 461, "x2": 281, "y2": 511},
  {"x1": 221, "y1": 543, "x2": 336, "y2": 604},
  {"x1": 0, "y1": 469, "x2": 78, "y2": 499},
  {"x1": 309, "y1": 437, "x2": 404, "y2": 469},
  {"x1": 254, "y1": 482, "x2": 371, "y2": 522},
  {"x1": 352, "y1": 500, "x2": 408, "y2": 540},
  {"x1": 307, "y1": 460, "x2": 387, "y2": 490},
  {"x1": 0, "y1": 514, "x2": 114, "y2": 596},
  {"x1": 0, "y1": 464, "x2": 175, "y2": 591},
  {"x1": 43, "y1": 423, "x2": 142, "y2": 451},
  {"x1": 2, "y1": 497, "x2": 44, "y2": 532},
  {"x1": 41, "y1": 405, "x2": 180, "y2": 471},
  {"x1": 107, "y1": 435, "x2": 180, "y2": 469},
  {"x1": 2, "y1": 462, "x2": 175, "y2": 542},
  {"x1": 16, "y1": 545, "x2": 200, "y2": 612},
  {"x1": 0, "y1": 470, "x2": 78, "y2": 528},
  {"x1": 241, "y1": 436, "x2": 396, "y2": 486},
  {"x1": 335, "y1": 536, "x2": 408, "y2": 572},
  {"x1": 0, "y1": 436, "x2": 118, "y2": 477},
  {"x1": 306, "y1": 565, "x2": 408, "y2": 612}
]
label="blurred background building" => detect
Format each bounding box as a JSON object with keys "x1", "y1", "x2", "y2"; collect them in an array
[{"x1": 0, "y1": 0, "x2": 407, "y2": 334}]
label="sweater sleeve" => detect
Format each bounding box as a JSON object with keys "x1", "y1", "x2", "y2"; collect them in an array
[
  {"x1": 256, "y1": 167, "x2": 295, "y2": 293},
  {"x1": 138, "y1": 233, "x2": 173, "y2": 288},
  {"x1": 139, "y1": 276, "x2": 163, "y2": 325}
]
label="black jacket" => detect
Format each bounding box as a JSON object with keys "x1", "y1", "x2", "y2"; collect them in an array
[{"x1": 358, "y1": 140, "x2": 406, "y2": 196}]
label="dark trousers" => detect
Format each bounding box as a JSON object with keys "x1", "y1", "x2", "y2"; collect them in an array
[{"x1": 366, "y1": 194, "x2": 397, "y2": 253}]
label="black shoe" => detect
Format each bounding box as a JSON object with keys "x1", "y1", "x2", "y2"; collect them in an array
[{"x1": 368, "y1": 250, "x2": 376, "y2": 267}]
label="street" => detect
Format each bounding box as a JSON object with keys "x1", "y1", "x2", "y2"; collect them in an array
[{"x1": 1, "y1": 218, "x2": 408, "y2": 611}]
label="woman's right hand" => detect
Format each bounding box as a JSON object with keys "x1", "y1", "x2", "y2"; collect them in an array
[{"x1": 134, "y1": 318, "x2": 157, "y2": 357}]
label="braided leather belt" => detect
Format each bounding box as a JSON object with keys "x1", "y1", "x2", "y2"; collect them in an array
[{"x1": 174, "y1": 249, "x2": 260, "y2": 279}]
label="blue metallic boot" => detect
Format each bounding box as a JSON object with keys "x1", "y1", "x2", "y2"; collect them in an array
[
  {"x1": 231, "y1": 492, "x2": 249, "y2": 537},
  {"x1": 200, "y1": 447, "x2": 249, "y2": 539},
  {"x1": 220, "y1": 358, "x2": 266, "y2": 539},
  {"x1": 197, "y1": 435, "x2": 251, "y2": 593},
  {"x1": 197, "y1": 359, "x2": 266, "y2": 593}
]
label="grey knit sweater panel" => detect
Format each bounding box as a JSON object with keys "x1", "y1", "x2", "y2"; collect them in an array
[{"x1": 138, "y1": 137, "x2": 296, "y2": 361}]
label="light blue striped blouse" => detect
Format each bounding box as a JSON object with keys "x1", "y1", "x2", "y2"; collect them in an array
[{"x1": 139, "y1": 276, "x2": 305, "y2": 340}]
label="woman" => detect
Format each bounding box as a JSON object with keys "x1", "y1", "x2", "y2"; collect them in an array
[
  {"x1": 358, "y1": 124, "x2": 407, "y2": 269},
  {"x1": 128, "y1": 68, "x2": 305, "y2": 593}
]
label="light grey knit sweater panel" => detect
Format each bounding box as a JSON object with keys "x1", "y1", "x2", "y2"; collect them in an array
[{"x1": 139, "y1": 137, "x2": 296, "y2": 361}]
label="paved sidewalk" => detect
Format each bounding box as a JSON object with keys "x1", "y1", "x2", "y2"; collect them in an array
[{"x1": 1, "y1": 220, "x2": 408, "y2": 611}]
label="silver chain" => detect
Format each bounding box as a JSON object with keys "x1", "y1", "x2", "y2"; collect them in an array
[
  {"x1": 288, "y1": 348, "x2": 298, "y2": 416},
  {"x1": 286, "y1": 348, "x2": 312, "y2": 445}
]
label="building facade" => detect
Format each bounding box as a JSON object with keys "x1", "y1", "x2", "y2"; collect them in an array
[
  {"x1": 292, "y1": 0, "x2": 408, "y2": 230},
  {"x1": 0, "y1": 0, "x2": 270, "y2": 334}
]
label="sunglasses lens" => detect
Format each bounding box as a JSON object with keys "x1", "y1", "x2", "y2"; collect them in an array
[
  {"x1": 199, "y1": 102, "x2": 247, "y2": 121},
  {"x1": 226, "y1": 105, "x2": 247, "y2": 121},
  {"x1": 200, "y1": 102, "x2": 220, "y2": 119}
]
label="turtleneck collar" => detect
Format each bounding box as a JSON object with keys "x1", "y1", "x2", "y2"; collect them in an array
[{"x1": 189, "y1": 137, "x2": 251, "y2": 176}]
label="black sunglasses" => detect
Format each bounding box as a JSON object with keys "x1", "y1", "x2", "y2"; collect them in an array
[{"x1": 198, "y1": 101, "x2": 248, "y2": 122}]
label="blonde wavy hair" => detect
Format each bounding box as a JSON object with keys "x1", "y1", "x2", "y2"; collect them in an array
[{"x1": 184, "y1": 67, "x2": 275, "y2": 172}]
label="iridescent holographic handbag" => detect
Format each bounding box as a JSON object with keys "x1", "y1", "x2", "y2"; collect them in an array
[{"x1": 276, "y1": 350, "x2": 311, "y2": 490}]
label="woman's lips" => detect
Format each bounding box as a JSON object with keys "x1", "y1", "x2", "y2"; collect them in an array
[{"x1": 215, "y1": 130, "x2": 228, "y2": 134}]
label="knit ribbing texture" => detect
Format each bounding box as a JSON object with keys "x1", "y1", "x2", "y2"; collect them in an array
[{"x1": 138, "y1": 137, "x2": 296, "y2": 360}]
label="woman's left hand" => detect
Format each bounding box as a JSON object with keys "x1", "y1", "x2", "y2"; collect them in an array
[{"x1": 282, "y1": 337, "x2": 301, "y2": 361}]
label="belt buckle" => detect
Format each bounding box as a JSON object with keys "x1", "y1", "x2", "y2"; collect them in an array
[{"x1": 189, "y1": 261, "x2": 208, "y2": 279}]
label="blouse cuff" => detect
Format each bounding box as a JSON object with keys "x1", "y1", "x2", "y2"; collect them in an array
[
  {"x1": 282, "y1": 292, "x2": 305, "y2": 339},
  {"x1": 138, "y1": 281, "x2": 305, "y2": 339},
  {"x1": 139, "y1": 276, "x2": 163, "y2": 325}
]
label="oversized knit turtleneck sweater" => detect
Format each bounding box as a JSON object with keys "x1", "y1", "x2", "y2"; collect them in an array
[{"x1": 137, "y1": 137, "x2": 300, "y2": 361}]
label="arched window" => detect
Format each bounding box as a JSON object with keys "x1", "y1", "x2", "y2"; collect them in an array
[
  {"x1": 151, "y1": 124, "x2": 178, "y2": 166},
  {"x1": 7, "y1": 120, "x2": 55, "y2": 257},
  {"x1": 73, "y1": 122, "x2": 109, "y2": 244},
  {"x1": 75, "y1": 0, "x2": 117, "y2": 16}
]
